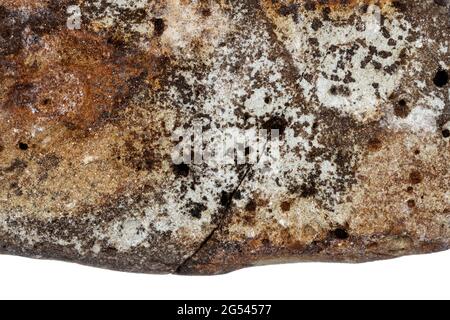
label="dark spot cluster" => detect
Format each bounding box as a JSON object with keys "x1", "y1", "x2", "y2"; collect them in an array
[
  {"x1": 278, "y1": 4, "x2": 300, "y2": 23},
  {"x1": 122, "y1": 137, "x2": 158, "y2": 172},
  {"x1": 392, "y1": 1, "x2": 408, "y2": 12},
  {"x1": 189, "y1": 203, "x2": 207, "y2": 219},
  {"x1": 37, "y1": 154, "x2": 61, "y2": 171},
  {"x1": 361, "y1": 45, "x2": 405, "y2": 75},
  {"x1": 4, "y1": 159, "x2": 27, "y2": 174},
  {"x1": 329, "y1": 85, "x2": 350, "y2": 96},
  {"x1": 8, "y1": 83, "x2": 37, "y2": 110},
  {"x1": 311, "y1": 18, "x2": 323, "y2": 31},
  {"x1": 173, "y1": 163, "x2": 190, "y2": 177},
  {"x1": 0, "y1": 5, "x2": 62, "y2": 57},
  {"x1": 262, "y1": 116, "x2": 288, "y2": 136},
  {"x1": 9, "y1": 182, "x2": 23, "y2": 197},
  {"x1": 287, "y1": 108, "x2": 377, "y2": 210},
  {"x1": 299, "y1": 182, "x2": 318, "y2": 198}
]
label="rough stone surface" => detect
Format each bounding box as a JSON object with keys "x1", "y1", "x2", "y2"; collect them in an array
[{"x1": 0, "y1": 0, "x2": 449, "y2": 275}]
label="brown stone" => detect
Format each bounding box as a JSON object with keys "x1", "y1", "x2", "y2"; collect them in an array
[{"x1": 0, "y1": 0, "x2": 449, "y2": 275}]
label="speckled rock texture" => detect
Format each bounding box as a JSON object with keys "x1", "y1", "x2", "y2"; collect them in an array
[{"x1": 0, "y1": 0, "x2": 449, "y2": 275}]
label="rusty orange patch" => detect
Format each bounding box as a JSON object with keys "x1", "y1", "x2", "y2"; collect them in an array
[{"x1": 2, "y1": 31, "x2": 149, "y2": 130}]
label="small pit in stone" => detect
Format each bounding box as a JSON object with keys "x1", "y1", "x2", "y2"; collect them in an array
[
  {"x1": 433, "y1": 69, "x2": 448, "y2": 88},
  {"x1": 152, "y1": 18, "x2": 165, "y2": 37},
  {"x1": 280, "y1": 201, "x2": 291, "y2": 212},
  {"x1": 41, "y1": 98, "x2": 51, "y2": 106},
  {"x1": 220, "y1": 191, "x2": 231, "y2": 207},
  {"x1": 18, "y1": 142, "x2": 29, "y2": 151},
  {"x1": 394, "y1": 99, "x2": 410, "y2": 118},
  {"x1": 409, "y1": 170, "x2": 423, "y2": 185},
  {"x1": 442, "y1": 129, "x2": 450, "y2": 138},
  {"x1": 331, "y1": 228, "x2": 349, "y2": 240}
]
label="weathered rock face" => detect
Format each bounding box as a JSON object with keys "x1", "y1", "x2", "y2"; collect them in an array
[{"x1": 0, "y1": 0, "x2": 448, "y2": 275}]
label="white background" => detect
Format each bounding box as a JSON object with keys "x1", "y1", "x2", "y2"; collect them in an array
[{"x1": 0, "y1": 251, "x2": 449, "y2": 300}]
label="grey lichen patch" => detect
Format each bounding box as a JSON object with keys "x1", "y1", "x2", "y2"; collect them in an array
[
  {"x1": 0, "y1": 0, "x2": 449, "y2": 275},
  {"x1": 263, "y1": 0, "x2": 418, "y2": 121}
]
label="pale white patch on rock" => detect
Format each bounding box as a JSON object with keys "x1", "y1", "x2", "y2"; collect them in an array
[
  {"x1": 67, "y1": 5, "x2": 82, "y2": 30},
  {"x1": 271, "y1": 4, "x2": 417, "y2": 121},
  {"x1": 107, "y1": 218, "x2": 147, "y2": 252},
  {"x1": 161, "y1": 0, "x2": 230, "y2": 59},
  {"x1": 91, "y1": 242, "x2": 102, "y2": 255},
  {"x1": 385, "y1": 94, "x2": 446, "y2": 134},
  {"x1": 82, "y1": 155, "x2": 98, "y2": 165}
]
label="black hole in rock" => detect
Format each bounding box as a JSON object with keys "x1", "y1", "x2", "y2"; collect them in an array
[
  {"x1": 329, "y1": 85, "x2": 338, "y2": 95},
  {"x1": 394, "y1": 99, "x2": 410, "y2": 118},
  {"x1": 173, "y1": 163, "x2": 190, "y2": 177},
  {"x1": 220, "y1": 191, "x2": 231, "y2": 207},
  {"x1": 42, "y1": 98, "x2": 51, "y2": 105},
  {"x1": 152, "y1": 18, "x2": 165, "y2": 37},
  {"x1": 433, "y1": 69, "x2": 448, "y2": 87},
  {"x1": 443, "y1": 129, "x2": 450, "y2": 138},
  {"x1": 264, "y1": 96, "x2": 272, "y2": 104},
  {"x1": 312, "y1": 122, "x2": 319, "y2": 130},
  {"x1": 332, "y1": 228, "x2": 349, "y2": 240},
  {"x1": 18, "y1": 142, "x2": 28, "y2": 151}
]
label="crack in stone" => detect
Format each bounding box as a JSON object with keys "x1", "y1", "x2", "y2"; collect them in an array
[
  {"x1": 174, "y1": 147, "x2": 264, "y2": 274},
  {"x1": 174, "y1": 4, "x2": 308, "y2": 273}
]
